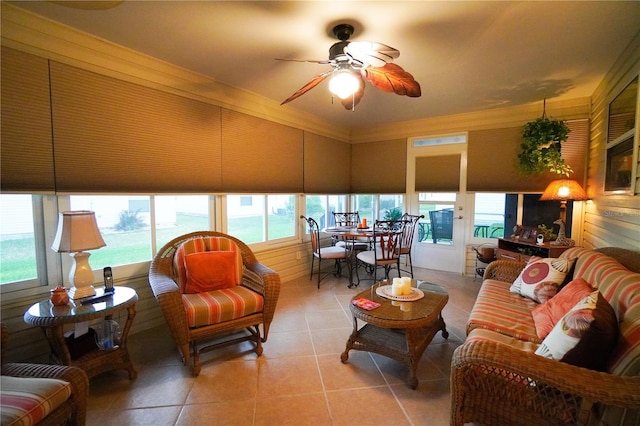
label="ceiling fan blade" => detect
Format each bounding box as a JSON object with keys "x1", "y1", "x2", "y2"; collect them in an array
[
  {"x1": 275, "y1": 58, "x2": 332, "y2": 65},
  {"x1": 364, "y1": 63, "x2": 421, "y2": 97},
  {"x1": 341, "y1": 74, "x2": 365, "y2": 110},
  {"x1": 344, "y1": 41, "x2": 400, "y2": 68},
  {"x1": 281, "y1": 71, "x2": 332, "y2": 105}
]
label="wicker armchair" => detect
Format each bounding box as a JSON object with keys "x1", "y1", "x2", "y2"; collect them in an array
[
  {"x1": 1, "y1": 323, "x2": 89, "y2": 426},
  {"x1": 451, "y1": 249, "x2": 640, "y2": 426},
  {"x1": 148, "y1": 231, "x2": 281, "y2": 375}
]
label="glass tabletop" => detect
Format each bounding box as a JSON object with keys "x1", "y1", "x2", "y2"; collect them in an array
[
  {"x1": 351, "y1": 279, "x2": 448, "y2": 322},
  {"x1": 26, "y1": 286, "x2": 137, "y2": 320}
]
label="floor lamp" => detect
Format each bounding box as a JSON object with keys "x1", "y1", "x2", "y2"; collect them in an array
[{"x1": 51, "y1": 211, "x2": 106, "y2": 299}]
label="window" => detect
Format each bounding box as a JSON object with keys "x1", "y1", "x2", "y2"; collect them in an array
[
  {"x1": 0, "y1": 194, "x2": 39, "y2": 285},
  {"x1": 155, "y1": 195, "x2": 211, "y2": 249},
  {"x1": 70, "y1": 195, "x2": 153, "y2": 269},
  {"x1": 304, "y1": 195, "x2": 348, "y2": 229},
  {"x1": 352, "y1": 194, "x2": 404, "y2": 224},
  {"x1": 473, "y1": 193, "x2": 506, "y2": 238},
  {"x1": 226, "y1": 195, "x2": 296, "y2": 244}
]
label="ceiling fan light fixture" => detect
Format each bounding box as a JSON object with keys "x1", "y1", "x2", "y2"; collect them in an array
[{"x1": 329, "y1": 69, "x2": 359, "y2": 99}]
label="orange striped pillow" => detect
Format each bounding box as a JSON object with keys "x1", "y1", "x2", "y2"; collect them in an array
[{"x1": 173, "y1": 237, "x2": 243, "y2": 293}]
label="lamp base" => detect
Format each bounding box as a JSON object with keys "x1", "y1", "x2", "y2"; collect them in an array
[{"x1": 68, "y1": 284, "x2": 96, "y2": 300}]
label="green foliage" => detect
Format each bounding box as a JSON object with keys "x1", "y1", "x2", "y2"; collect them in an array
[
  {"x1": 537, "y1": 224, "x2": 557, "y2": 242},
  {"x1": 383, "y1": 207, "x2": 403, "y2": 221},
  {"x1": 114, "y1": 209, "x2": 146, "y2": 231},
  {"x1": 518, "y1": 117, "x2": 573, "y2": 177}
]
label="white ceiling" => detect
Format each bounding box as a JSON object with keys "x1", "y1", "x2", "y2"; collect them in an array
[{"x1": 9, "y1": 1, "x2": 640, "y2": 130}]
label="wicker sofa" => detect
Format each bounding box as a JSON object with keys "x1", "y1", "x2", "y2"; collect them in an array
[
  {"x1": 452, "y1": 247, "x2": 640, "y2": 426},
  {"x1": 1, "y1": 323, "x2": 89, "y2": 426}
]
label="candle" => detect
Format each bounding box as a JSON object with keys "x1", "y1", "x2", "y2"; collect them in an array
[
  {"x1": 362, "y1": 218, "x2": 367, "y2": 227},
  {"x1": 400, "y1": 277, "x2": 412, "y2": 295},
  {"x1": 391, "y1": 277, "x2": 402, "y2": 296}
]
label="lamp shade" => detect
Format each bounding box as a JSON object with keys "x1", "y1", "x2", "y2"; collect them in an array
[
  {"x1": 51, "y1": 211, "x2": 106, "y2": 253},
  {"x1": 539, "y1": 179, "x2": 589, "y2": 202}
]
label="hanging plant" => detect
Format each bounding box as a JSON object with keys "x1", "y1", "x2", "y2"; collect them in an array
[{"x1": 518, "y1": 101, "x2": 573, "y2": 177}]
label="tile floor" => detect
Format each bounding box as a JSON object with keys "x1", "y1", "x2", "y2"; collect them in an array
[{"x1": 86, "y1": 267, "x2": 481, "y2": 425}]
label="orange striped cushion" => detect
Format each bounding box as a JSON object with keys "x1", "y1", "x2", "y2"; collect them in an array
[
  {"x1": 467, "y1": 279, "x2": 541, "y2": 343},
  {"x1": 182, "y1": 286, "x2": 264, "y2": 328},
  {"x1": 174, "y1": 237, "x2": 243, "y2": 293},
  {"x1": 466, "y1": 328, "x2": 540, "y2": 353},
  {"x1": 0, "y1": 376, "x2": 72, "y2": 426}
]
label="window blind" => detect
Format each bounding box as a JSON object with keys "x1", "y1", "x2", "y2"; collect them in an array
[
  {"x1": 220, "y1": 109, "x2": 303, "y2": 193},
  {"x1": 414, "y1": 154, "x2": 461, "y2": 192},
  {"x1": 350, "y1": 139, "x2": 406, "y2": 194},
  {"x1": 303, "y1": 132, "x2": 351, "y2": 194},
  {"x1": 1, "y1": 47, "x2": 55, "y2": 192},
  {"x1": 49, "y1": 61, "x2": 223, "y2": 193}
]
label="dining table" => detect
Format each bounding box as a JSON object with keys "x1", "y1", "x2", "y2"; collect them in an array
[
  {"x1": 323, "y1": 225, "x2": 402, "y2": 287},
  {"x1": 322, "y1": 226, "x2": 374, "y2": 287}
]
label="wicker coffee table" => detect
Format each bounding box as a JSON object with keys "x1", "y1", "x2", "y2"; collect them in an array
[{"x1": 341, "y1": 280, "x2": 448, "y2": 389}]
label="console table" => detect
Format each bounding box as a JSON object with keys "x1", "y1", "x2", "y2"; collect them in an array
[
  {"x1": 496, "y1": 238, "x2": 572, "y2": 262},
  {"x1": 24, "y1": 286, "x2": 138, "y2": 380}
]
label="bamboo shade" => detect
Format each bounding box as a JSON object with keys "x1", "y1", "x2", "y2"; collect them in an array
[
  {"x1": 303, "y1": 132, "x2": 351, "y2": 194},
  {"x1": 350, "y1": 139, "x2": 406, "y2": 193},
  {"x1": 467, "y1": 120, "x2": 589, "y2": 192},
  {"x1": 1, "y1": 47, "x2": 55, "y2": 192},
  {"x1": 414, "y1": 154, "x2": 461, "y2": 192},
  {"x1": 49, "y1": 62, "x2": 222, "y2": 193},
  {"x1": 220, "y1": 109, "x2": 303, "y2": 193}
]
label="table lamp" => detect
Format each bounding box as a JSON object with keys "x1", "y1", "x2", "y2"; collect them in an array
[
  {"x1": 540, "y1": 179, "x2": 589, "y2": 245},
  {"x1": 51, "y1": 211, "x2": 106, "y2": 299}
]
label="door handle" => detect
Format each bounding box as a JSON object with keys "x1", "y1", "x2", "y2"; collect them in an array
[{"x1": 454, "y1": 215, "x2": 463, "y2": 220}]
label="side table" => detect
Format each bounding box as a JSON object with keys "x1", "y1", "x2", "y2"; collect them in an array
[{"x1": 24, "y1": 286, "x2": 138, "y2": 380}]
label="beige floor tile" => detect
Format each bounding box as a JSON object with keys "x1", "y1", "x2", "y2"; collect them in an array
[
  {"x1": 88, "y1": 406, "x2": 182, "y2": 426},
  {"x1": 186, "y1": 360, "x2": 258, "y2": 404},
  {"x1": 391, "y1": 379, "x2": 451, "y2": 426},
  {"x1": 176, "y1": 400, "x2": 256, "y2": 425},
  {"x1": 108, "y1": 366, "x2": 195, "y2": 409},
  {"x1": 317, "y1": 352, "x2": 387, "y2": 390},
  {"x1": 257, "y1": 356, "x2": 324, "y2": 397},
  {"x1": 326, "y1": 387, "x2": 411, "y2": 426},
  {"x1": 254, "y1": 393, "x2": 332, "y2": 426},
  {"x1": 310, "y1": 327, "x2": 352, "y2": 355},
  {"x1": 261, "y1": 330, "x2": 315, "y2": 358},
  {"x1": 306, "y1": 309, "x2": 351, "y2": 330}
]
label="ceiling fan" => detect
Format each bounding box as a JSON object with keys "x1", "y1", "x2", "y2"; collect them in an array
[{"x1": 278, "y1": 24, "x2": 421, "y2": 110}]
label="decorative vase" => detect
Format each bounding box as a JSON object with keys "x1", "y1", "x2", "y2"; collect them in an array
[{"x1": 50, "y1": 286, "x2": 70, "y2": 306}]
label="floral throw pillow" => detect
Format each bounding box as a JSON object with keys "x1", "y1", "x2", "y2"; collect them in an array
[
  {"x1": 534, "y1": 291, "x2": 618, "y2": 371},
  {"x1": 510, "y1": 257, "x2": 575, "y2": 303}
]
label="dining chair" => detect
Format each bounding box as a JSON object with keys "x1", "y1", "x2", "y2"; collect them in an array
[
  {"x1": 332, "y1": 211, "x2": 369, "y2": 251},
  {"x1": 398, "y1": 213, "x2": 424, "y2": 278},
  {"x1": 300, "y1": 215, "x2": 349, "y2": 288},
  {"x1": 355, "y1": 219, "x2": 405, "y2": 285}
]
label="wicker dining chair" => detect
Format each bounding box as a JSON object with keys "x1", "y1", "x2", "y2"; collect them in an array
[
  {"x1": 300, "y1": 215, "x2": 349, "y2": 288},
  {"x1": 397, "y1": 213, "x2": 424, "y2": 278},
  {"x1": 355, "y1": 220, "x2": 406, "y2": 285},
  {"x1": 1, "y1": 323, "x2": 89, "y2": 426},
  {"x1": 148, "y1": 231, "x2": 281, "y2": 376}
]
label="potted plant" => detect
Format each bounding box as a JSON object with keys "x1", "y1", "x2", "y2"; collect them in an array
[{"x1": 518, "y1": 111, "x2": 572, "y2": 177}]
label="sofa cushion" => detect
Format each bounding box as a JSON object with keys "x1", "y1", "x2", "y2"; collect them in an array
[
  {"x1": 0, "y1": 376, "x2": 72, "y2": 426},
  {"x1": 467, "y1": 279, "x2": 541, "y2": 343},
  {"x1": 510, "y1": 257, "x2": 575, "y2": 303},
  {"x1": 531, "y1": 278, "x2": 594, "y2": 339},
  {"x1": 184, "y1": 251, "x2": 238, "y2": 293},
  {"x1": 466, "y1": 328, "x2": 540, "y2": 353},
  {"x1": 174, "y1": 236, "x2": 243, "y2": 293},
  {"x1": 182, "y1": 286, "x2": 264, "y2": 328},
  {"x1": 535, "y1": 291, "x2": 618, "y2": 371}
]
